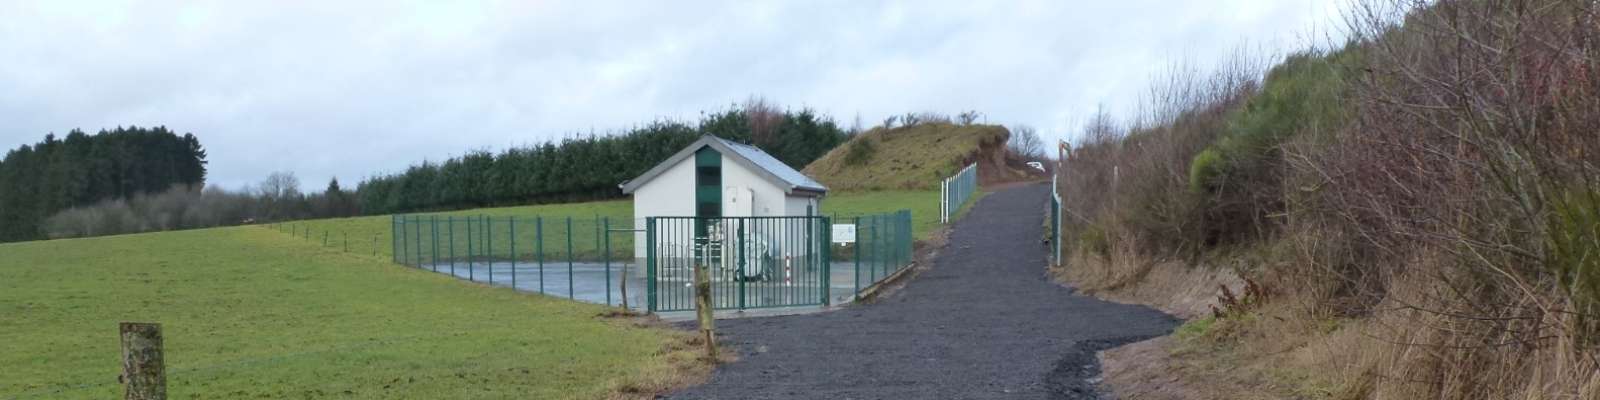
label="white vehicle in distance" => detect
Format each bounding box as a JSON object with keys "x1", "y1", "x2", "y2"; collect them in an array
[{"x1": 1026, "y1": 161, "x2": 1045, "y2": 172}]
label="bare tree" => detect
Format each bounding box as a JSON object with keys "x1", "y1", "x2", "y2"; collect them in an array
[
  {"x1": 259, "y1": 171, "x2": 301, "y2": 200},
  {"x1": 742, "y1": 96, "x2": 782, "y2": 145},
  {"x1": 1007, "y1": 125, "x2": 1045, "y2": 159},
  {"x1": 1081, "y1": 104, "x2": 1121, "y2": 143}
]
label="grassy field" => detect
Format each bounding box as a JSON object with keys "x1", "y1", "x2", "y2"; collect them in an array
[
  {"x1": 0, "y1": 226, "x2": 703, "y2": 399},
  {"x1": 272, "y1": 191, "x2": 949, "y2": 262}
]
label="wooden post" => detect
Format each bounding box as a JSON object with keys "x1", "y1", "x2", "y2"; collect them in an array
[
  {"x1": 120, "y1": 322, "x2": 165, "y2": 400},
  {"x1": 692, "y1": 261, "x2": 717, "y2": 361}
]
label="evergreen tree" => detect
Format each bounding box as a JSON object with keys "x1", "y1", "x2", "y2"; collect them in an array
[{"x1": 0, "y1": 126, "x2": 207, "y2": 242}]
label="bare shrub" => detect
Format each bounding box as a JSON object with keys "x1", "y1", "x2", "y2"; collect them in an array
[
  {"x1": 1056, "y1": 1, "x2": 1600, "y2": 397},
  {"x1": 957, "y1": 110, "x2": 983, "y2": 125},
  {"x1": 1284, "y1": 0, "x2": 1600, "y2": 396},
  {"x1": 1059, "y1": 50, "x2": 1267, "y2": 259}
]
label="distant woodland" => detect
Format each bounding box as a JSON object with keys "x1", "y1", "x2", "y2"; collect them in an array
[
  {"x1": 0, "y1": 127, "x2": 206, "y2": 242},
  {"x1": 0, "y1": 101, "x2": 851, "y2": 242}
]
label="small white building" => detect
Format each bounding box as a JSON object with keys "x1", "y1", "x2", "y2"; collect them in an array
[{"x1": 619, "y1": 135, "x2": 828, "y2": 256}]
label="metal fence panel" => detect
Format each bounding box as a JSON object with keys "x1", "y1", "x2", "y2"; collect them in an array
[
  {"x1": 645, "y1": 216, "x2": 830, "y2": 312},
  {"x1": 390, "y1": 214, "x2": 637, "y2": 308},
  {"x1": 940, "y1": 163, "x2": 978, "y2": 223}
]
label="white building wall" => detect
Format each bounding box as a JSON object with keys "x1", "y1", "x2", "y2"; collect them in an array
[
  {"x1": 718, "y1": 153, "x2": 789, "y2": 217},
  {"x1": 784, "y1": 196, "x2": 817, "y2": 217},
  {"x1": 632, "y1": 155, "x2": 697, "y2": 256},
  {"x1": 631, "y1": 150, "x2": 822, "y2": 256}
]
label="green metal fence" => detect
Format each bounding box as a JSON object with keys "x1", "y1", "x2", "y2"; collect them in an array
[
  {"x1": 940, "y1": 163, "x2": 978, "y2": 223},
  {"x1": 391, "y1": 214, "x2": 637, "y2": 307},
  {"x1": 382, "y1": 210, "x2": 915, "y2": 315},
  {"x1": 646, "y1": 216, "x2": 831, "y2": 312},
  {"x1": 842, "y1": 210, "x2": 915, "y2": 301}
]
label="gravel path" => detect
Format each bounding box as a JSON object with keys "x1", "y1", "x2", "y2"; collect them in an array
[{"x1": 667, "y1": 183, "x2": 1179, "y2": 399}]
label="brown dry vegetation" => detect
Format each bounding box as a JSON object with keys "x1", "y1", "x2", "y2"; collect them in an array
[{"x1": 1056, "y1": 1, "x2": 1600, "y2": 398}]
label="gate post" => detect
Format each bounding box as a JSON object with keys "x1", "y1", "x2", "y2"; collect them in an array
[
  {"x1": 646, "y1": 218, "x2": 657, "y2": 313},
  {"x1": 736, "y1": 218, "x2": 746, "y2": 310},
  {"x1": 854, "y1": 216, "x2": 862, "y2": 302},
  {"x1": 821, "y1": 217, "x2": 831, "y2": 306}
]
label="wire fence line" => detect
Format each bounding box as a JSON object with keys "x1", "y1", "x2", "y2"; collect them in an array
[
  {"x1": 268, "y1": 222, "x2": 384, "y2": 257},
  {"x1": 940, "y1": 163, "x2": 978, "y2": 223}
]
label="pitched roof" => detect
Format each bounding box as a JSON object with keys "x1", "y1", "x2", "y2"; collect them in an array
[{"x1": 618, "y1": 135, "x2": 827, "y2": 196}]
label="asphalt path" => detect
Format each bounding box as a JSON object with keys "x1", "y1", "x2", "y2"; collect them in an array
[{"x1": 667, "y1": 183, "x2": 1179, "y2": 399}]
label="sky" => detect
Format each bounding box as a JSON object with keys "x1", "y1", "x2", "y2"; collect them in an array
[{"x1": 0, "y1": 1, "x2": 1349, "y2": 190}]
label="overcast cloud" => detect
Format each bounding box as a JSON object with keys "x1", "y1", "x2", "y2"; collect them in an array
[{"x1": 0, "y1": 1, "x2": 1348, "y2": 190}]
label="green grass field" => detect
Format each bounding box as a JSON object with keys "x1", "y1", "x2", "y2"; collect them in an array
[
  {"x1": 273, "y1": 191, "x2": 948, "y2": 262},
  {"x1": 0, "y1": 226, "x2": 702, "y2": 399}
]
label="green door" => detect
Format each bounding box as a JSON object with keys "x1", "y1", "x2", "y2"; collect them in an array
[{"x1": 694, "y1": 147, "x2": 721, "y2": 237}]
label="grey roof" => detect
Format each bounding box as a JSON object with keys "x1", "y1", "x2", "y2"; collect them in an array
[{"x1": 619, "y1": 135, "x2": 827, "y2": 196}]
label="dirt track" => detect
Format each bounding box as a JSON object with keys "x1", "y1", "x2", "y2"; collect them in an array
[{"x1": 667, "y1": 183, "x2": 1179, "y2": 399}]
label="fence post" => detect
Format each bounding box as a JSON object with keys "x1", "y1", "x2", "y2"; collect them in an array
[
  {"x1": 467, "y1": 216, "x2": 475, "y2": 281},
  {"x1": 510, "y1": 216, "x2": 517, "y2": 289},
  {"x1": 430, "y1": 216, "x2": 439, "y2": 272},
  {"x1": 343, "y1": 232, "x2": 348, "y2": 253},
  {"x1": 646, "y1": 217, "x2": 656, "y2": 313},
  {"x1": 400, "y1": 216, "x2": 409, "y2": 265},
  {"x1": 537, "y1": 216, "x2": 545, "y2": 294},
  {"x1": 447, "y1": 216, "x2": 456, "y2": 275},
  {"x1": 693, "y1": 258, "x2": 717, "y2": 362},
  {"x1": 603, "y1": 217, "x2": 612, "y2": 307},
  {"x1": 940, "y1": 179, "x2": 948, "y2": 223},
  {"x1": 566, "y1": 216, "x2": 575, "y2": 300},
  {"x1": 483, "y1": 216, "x2": 489, "y2": 284},
  {"x1": 414, "y1": 216, "x2": 423, "y2": 269},
  {"x1": 119, "y1": 322, "x2": 165, "y2": 400}
]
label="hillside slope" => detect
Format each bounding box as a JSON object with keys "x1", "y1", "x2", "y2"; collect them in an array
[{"x1": 803, "y1": 123, "x2": 1035, "y2": 191}]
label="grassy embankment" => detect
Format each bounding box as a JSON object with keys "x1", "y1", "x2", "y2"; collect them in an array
[
  {"x1": 0, "y1": 226, "x2": 705, "y2": 399},
  {"x1": 804, "y1": 122, "x2": 1009, "y2": 191}
]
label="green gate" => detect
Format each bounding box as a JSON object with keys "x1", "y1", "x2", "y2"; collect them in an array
[{"x1": 646, "y1": 216, "x2": 831, "y2": 312}]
